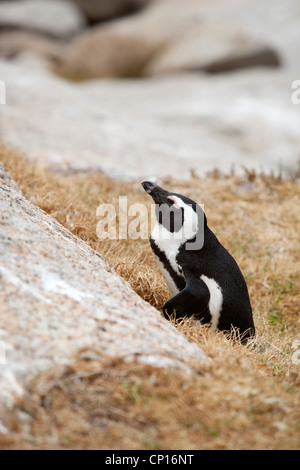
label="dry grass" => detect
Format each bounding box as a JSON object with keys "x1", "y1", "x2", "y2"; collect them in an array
[
  {"x1": 1, "y1": 145, "x2": 300, "y2": 450},
  {"x1": 2, "y1": 349, "x2": 300, "y2": 450}
]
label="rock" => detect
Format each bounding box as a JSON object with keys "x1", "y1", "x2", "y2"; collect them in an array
[
  {"x1": 0, "y1": 31, "x2": 65, "y2": 63},
  {"x1": 1, "y1": 59, "x2": 300, "y2": 180},
  {"x1": 0, "y1": 0, "x2": 86, "y2": 39},
  {"x1": 70, "y1": 0, "x2": 151, "y2": 23},
  {"x1": 57, "y1": 0, "x2": 281, "y2": 80},
  {"x1": 57, "y1": 21, "x2": 156, "y2": 80},
  {"x1": 145, "y1": 20, "x2": 280, "y2": 76},
  {"x1": 0, "y1": 162, "x2": 207, "y2": 418},
  {"x1": 0, "y1": 162, "x2": 20, "y2": 192}
]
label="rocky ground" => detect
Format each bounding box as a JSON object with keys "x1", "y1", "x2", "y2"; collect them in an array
[
  {"x1": 1, "y1": 61, "x2": 300, "y2": 180},
  {"x1": 0, "y1": 0, "x2": 299, "y2": 180}
]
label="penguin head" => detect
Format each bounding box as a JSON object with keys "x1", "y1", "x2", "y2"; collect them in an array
[{"x1": 141, "y1": 181, "x2": 206, "y2": 238}]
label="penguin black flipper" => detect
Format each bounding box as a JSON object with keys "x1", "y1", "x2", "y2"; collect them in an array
[{"x1": 163, "y1": 266, "x2": 211, "y2": 323}]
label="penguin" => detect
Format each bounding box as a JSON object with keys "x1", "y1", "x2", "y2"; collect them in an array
[{"x1": 141, "y1": 181, "x2": 255, "y2": 342}]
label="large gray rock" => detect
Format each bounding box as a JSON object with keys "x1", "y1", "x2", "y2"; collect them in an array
[
  {"x1": 57, "y1": 21, "x2": 156, "y2": 80},
  {"x1": 0, "y1": 163, "x2": 207, "y2": 433},
  {"x1": 0, "y1": 0, "x2": 86, "y2": 39},
  {"x1": 0, "y1": 60, "x2": 300, "y2": 180},
  {"x1": 56, "y1": 0, "x2": 282, "y2": 80},
  {"x1": 145, "y1": 20, "x2": 279, "y2": 76}
]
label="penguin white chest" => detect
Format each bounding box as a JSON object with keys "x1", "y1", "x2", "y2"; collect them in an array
[
  {"x1": 154, "y1": 256, "x2": 181, "y2": 296},
  {"x1": 151, "y1": 223, "x2": 183, "y2": 277}
]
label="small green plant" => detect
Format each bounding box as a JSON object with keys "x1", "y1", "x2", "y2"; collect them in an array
[
  {"x1": 268, "y1": 307, "x2": 284, "y2": 327},
  {"x1": 123, "y1": 379, "x2": 144, "y2": 403},
  {"x1": 268, "y1": 279, "x2": 296, "y2": 331},
  {"x1": 271, "y1": 364, "x2": 283, "y2": 376}
]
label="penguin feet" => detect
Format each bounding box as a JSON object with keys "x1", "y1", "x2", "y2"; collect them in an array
[{"x1": 162, "y1": 287, "x2": 211, "y2": 323}]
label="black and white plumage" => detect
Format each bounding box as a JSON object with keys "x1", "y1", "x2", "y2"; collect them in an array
[{"x1": 141, "y1": 181, "x2": 255, "y2": 342}]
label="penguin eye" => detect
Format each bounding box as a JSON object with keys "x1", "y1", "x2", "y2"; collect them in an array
[{"x1": 167, "y1": 195, "x2": 180, "y2": 209}]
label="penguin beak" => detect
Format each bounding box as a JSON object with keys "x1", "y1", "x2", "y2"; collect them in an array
[
  {"x1": 141, "y1": 181, "x2": 172, "y2": 205},
  {"x1": 141, "y1": 181, "x2": 157, "y2": 194}
]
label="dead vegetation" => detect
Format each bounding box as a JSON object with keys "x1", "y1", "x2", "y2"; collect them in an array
[{"x1": 0, "y1": 146, "x2": 300, "y2": 450}]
